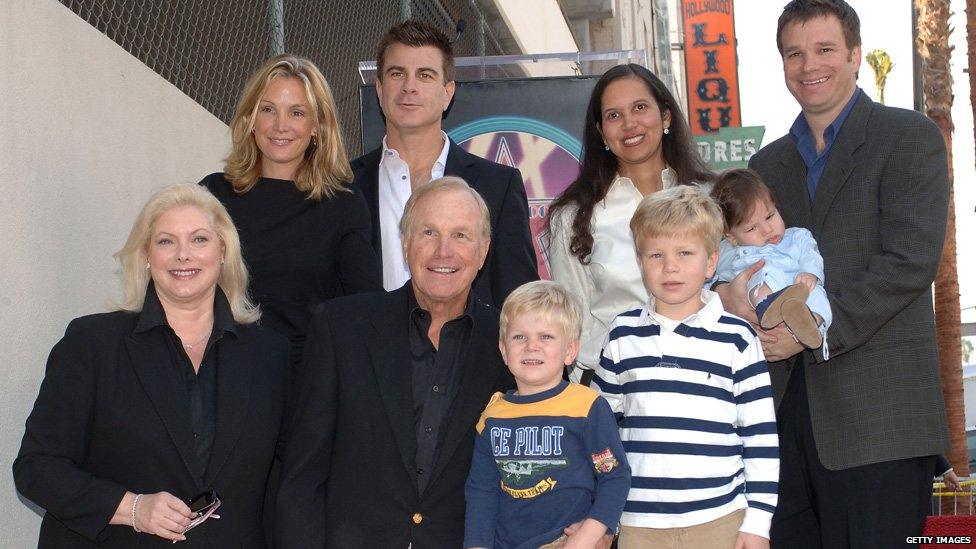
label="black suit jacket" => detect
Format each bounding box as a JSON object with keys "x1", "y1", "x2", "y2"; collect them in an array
[
  {"x1": 352, "y1": 140, "x2": 539, "y2": 307},
  {"x1": 749, "y1": 92, "x2": 949, "y2": 469},
  {"x1": 275, "y1": 285, "x2": 515, "y2": 548},
  {"x1": 13, "y1": 302, "x2": 289, "y2": 548}
]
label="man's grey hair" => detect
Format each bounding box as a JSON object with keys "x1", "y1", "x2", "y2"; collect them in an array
[{"x1": 399, "y1": 176, "x2": 491, "y2": 241}]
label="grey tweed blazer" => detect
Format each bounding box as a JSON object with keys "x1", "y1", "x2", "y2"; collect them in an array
[{"x1": 749, "y1": 91, "x2": 950, "y2": 470}]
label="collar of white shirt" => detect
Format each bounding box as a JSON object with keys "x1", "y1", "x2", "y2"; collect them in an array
[
  {"x1": 380, "y1": 130, "x2": 451, "y2": 175},
  {"x1": 606, "y1": 166, "x2": 679, "y2": 198},
  {"x1": 643, "y1": 289, "x2": 725, "y2": 331}
]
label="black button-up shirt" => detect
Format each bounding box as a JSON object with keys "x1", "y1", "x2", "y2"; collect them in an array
[
  {"x1": 134, "y1": 282, "x2": 237, "y2": 484},
  {"x1": 407, "y1": 286, "x2": 474, "y2": 494}
]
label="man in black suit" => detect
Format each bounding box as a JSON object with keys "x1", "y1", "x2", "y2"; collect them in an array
[
  {"x1": 716, "y1": 1, "x2": 949, "y2": 547},
  {"x1": 352, "y1": 19, "x2": 537, "y2": 307},
  {"x1": 275, "y1": 177, "x2": 515, "y2": 547}
]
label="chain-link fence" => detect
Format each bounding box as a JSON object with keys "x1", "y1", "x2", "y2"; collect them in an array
[{"x1": 60, "y1": 0, "x2": 516, "y2": 157}]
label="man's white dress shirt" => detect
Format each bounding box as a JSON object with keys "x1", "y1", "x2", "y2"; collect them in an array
[{"x1": 378, "y1": 132, "x2": 451, "y2": 291}]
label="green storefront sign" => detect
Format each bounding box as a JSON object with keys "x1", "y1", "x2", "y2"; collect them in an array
[{"x1": 693, "y1": 126, "x2": 765, "y2": 170}]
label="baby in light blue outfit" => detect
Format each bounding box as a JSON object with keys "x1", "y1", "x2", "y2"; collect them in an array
[{"x1": 710, "y1": 169, "x2": 831, "y2": 351}]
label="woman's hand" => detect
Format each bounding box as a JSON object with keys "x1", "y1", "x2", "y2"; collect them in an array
[
  {"x1": 113, "y1": 491, "x2": 194, "y2": 542},
  {"x1": 136, "y1": 492, "x2": 195, "y2": 541}
]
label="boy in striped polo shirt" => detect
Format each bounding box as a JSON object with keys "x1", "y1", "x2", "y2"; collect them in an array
[{"x1": 593, "y1": 186, "x2": 778, "y2": 548}]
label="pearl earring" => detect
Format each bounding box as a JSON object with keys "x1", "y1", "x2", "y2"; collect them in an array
[{"x1": 663, "y1": 128, "x2": 670, "y2": 135}]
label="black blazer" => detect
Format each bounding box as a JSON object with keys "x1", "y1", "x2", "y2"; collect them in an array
[
  {"x1": 749, "y1": 92, "x2": 949, "y2": 469},
  {"x1": 275, "y1": 285, "x2": 515, "y2": 548},
  {"x1": 352, "y1": 140, "x2": 539, "y2": 307},
  {"x1": 13, "y1": 298, "x2": 289, "y2": 548}
]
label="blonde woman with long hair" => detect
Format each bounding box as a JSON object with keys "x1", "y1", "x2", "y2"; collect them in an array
[{"x1": 201, "y1": 54, "x2": 381, "y2": 369}]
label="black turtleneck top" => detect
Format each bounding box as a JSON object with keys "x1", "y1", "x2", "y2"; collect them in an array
[{"x1": 202, "y1": 173, "x2": 381, "y2": 366}]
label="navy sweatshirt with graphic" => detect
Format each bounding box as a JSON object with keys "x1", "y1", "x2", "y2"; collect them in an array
[{"x1": 464, "y1": 381, "x2": 631, "y2": 548}]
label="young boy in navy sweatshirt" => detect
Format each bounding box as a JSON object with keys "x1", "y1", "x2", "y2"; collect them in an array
[{"x1": 464, "y1": 280, "x2": 631, "y2": 549}]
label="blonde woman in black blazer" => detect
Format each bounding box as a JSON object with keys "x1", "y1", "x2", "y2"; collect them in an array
[
  {"x1": 14, "y1": 184, "x2": 289, "y2": 548},
  {"x1": 202, "y1": 54, "x2": 381, "y2": 372}
]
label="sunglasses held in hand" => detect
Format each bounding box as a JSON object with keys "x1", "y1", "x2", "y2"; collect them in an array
[{"x1": 183, "y1": 490, "x2": 221, "y2": 534}]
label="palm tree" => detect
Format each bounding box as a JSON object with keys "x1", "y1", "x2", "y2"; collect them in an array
[{"x1": 915, "y1": 0, "x2": 967, "y2": 482}]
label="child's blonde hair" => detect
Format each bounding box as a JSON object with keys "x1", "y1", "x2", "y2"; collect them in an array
[
  {"x1": 499, "y1": 281, "x2": 582, "y2": 341},
  {"x1": 629, "y1": 185, "x2": 724, "y2": 254}
]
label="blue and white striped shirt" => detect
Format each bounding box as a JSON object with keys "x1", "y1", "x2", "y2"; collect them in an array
[{"x1": 592, "y1": 290, "x2": 779, "y2": 538}]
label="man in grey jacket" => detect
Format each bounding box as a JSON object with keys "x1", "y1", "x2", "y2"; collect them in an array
[{"x1": 717, "y1": 1, "x2": 949, "y2": 547}]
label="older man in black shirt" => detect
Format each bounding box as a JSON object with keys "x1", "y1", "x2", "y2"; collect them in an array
[
  {"x1": 408, "y1": 288, "x2": 472, "y2": 492},
  {"x1": 276, "y1": 176, "x2": 515, "y2": 548}
]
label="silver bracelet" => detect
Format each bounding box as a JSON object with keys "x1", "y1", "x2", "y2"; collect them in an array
[{"x1": 131, "y1": 494, "x2": 143, "y2": 533}]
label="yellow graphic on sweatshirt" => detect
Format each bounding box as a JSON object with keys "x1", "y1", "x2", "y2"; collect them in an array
[{"x1": 500, "y1": 477, "x2": 557, "y2": 499}]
